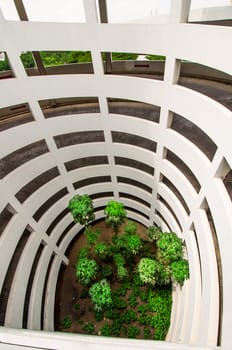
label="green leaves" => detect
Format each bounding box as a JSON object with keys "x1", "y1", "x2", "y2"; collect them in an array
[
  {"x1": 146, "y1": 225, "x2": 162, "y2": 242},
  {"x1": 95, "y1": 242, "x2": 110, "y2": 260},
  {"x1": 89, "y1": 279, "x2": 112, "y2": 311},
  {"x1": 104, "y1": 201, "x2": 127, "y2": 233},
  {"x1": 171, "y1": 259, "x2": 190, "y2": 286},
  {"x1": 68, "y1": 194, "x2": 95, "y2": 227},
  {"x1": 76, "y1": 257, "x2": 98, "y2": 286},
  {"x1": 138, "y1": 258, "x2": 164, "y2": 286},
  {"x1": 157, "y1": 232, "x2": 183, "y2": 264}
]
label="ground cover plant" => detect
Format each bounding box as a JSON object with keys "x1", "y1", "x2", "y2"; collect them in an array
[{"x1": 59, "y1": 195, "x2": 189, "y2": 340}]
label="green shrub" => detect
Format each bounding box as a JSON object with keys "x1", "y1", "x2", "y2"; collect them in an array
[
  {"x1": 101, "y1": 323, "x2": 111, "y2": 336},
  {"x1": 89, "y1": 279, "x2": 112, "y2": 311},
  {"x1": 113, "y1": 253, "x2": 128, "y2": 281},
  {"x1": 95, "y1": 242, "x2": 110, "y2": 259},
  {"x1": 117, "y1": 265, "x2": 128, "y2": 281},
  {"x1": 105, "y1": 309, "x2": 120, "y2": 320},
  {"x1": 171, "y1": 258, "x2": 189, "y2": 286},
  {"x1": 124, "y1": 220, "x2": 137, "y2": 235},
  {"x1": 84, "y1": 227, "x2": 100, "y2": 246},
  {"x1": 138, "y1": 289, "x2": 149, "y2": 302},
  {"x1": 61, "y1": 316, "x2": 72, "y2": 329},
  {"x1": 128, "y1": 292, "x2": 138, "y2": 308},
  {"x1": 143, "y1": 327, "x2": 151, "y2": 339},
  {"x1": 94, "y1": 310, "x2": 103, "y2": 322},
  {"x1": 114, "y1": 233, "x2": 142, "y2": 255},
  {"x1": 104, "y1": 201, "x2": 127, "y2": 234},
  {"x1": 137, "y1": 304, "x2": 149, "y2": 315},
  {"x1": 82, "y1": 322, "x2": 95, "y2": 334},
  {"x1": 110, "y1": 319, "x2": 123, "y2": 336},
  {"x1": 68, "y1": 194, "x2": 95, "y2": 227},
  {"x1": 157, "y1": 232, "x2": 183, "y2": 264},
  {"x1": 78, "y1": 248, "x2": 88, "y2": 259},
  {"x1": 146, "y1": 225, "x2": 162, "y2": 241},
  {"x1": 138, "y1": 258, "x2": 163, "y2": 286},
  {"x1": 122, "y1": 309, "x2": 137, "y2": 324},
  {"x1": 127, "y1": 326, "x2": 140, "y2": 338},
  {"x1": 112, "y1": 294, "x2": 127, "y2": 309},
  {"x1": 138, "y1": 315, "x2": 152, "y2": 326},
  {"x1": 76, "y1": 257, "x2": 98, "y2": 285}
]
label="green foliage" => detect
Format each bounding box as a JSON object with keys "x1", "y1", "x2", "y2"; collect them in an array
[
  {"x1": 122, "y1": 309, "x2": 137, "y2": 324},
  {"x1": 112, "y1": 294, "x2": 127, "y2": 309},
  {"x1": 156, "y1": 232, "x2": 183, "y2": 264},
  {"x1": 21, "y1": 52, "x2": 35, "y2": 68},
  {"x1": 111, "y1": 52, "x2": 138, "y2": 61},
  {"x1": 0, "y1": 56, "x2": 11, "y2": 71},
  {"x1": 127, "y1": 326, "x2": 140, "y2": 338},
  {"x1": 146, "y1": 225, "x2": 162, "y2": 242},
  {"x1": 110, "y1": 319, "x2": 123, "y2": 336},
  {"x1": 76, "y1": 257, "x2": 98, "y2": 285},
  {"x1": 143, "y1": 327, "x2": 151, "y2": 339},
  {"x1": 115, "y1": 233, "x2": 142, "y2": 255},
  {"x1": 84, "y1": 227, "x2": 100, "y2": 246},
  {"x1": 101, "y1": 323, "x2": 111, "y2": 336},
  {"x1": 94, "y1": 310, "x2": 104, "y2": 322},
  {"x1": 104, "y1": 201, "x2": 127, "y2": 233},
  {"x1": 124, "y1": 220, "x2": 137, "y2": 235},
  {"x1": 89, "y1": 279, "x2": 112, "y2": 311},
  {"x1": 147, "y1": 288, "x2": 172, "y2": 340},
  {"x1": 82, "y1": 322, "x2": 95, "y2": 334},
  {"x1": 128, "y1": 292, "x2": 138, "y2": 308},
  {"x1": 68, "y1": 194, "x2": 95, "y2": 227},
  {"x1": 61, "y1": 316, "x2": 72, "y2": 329},
  {"x1": 105, "y1": 309, "x2": 120, "y2": 320},
  {"x1": 171, "y1": 258, "x2": 189, "y2": 286},
  {"x1": 40, "y1": 51, "x2": 92, "y2": 66},
  {"x1": 95, "y1": 242, "x2": 110, "y2": 260},
  {"x1": 78, "y1": 248, "x2": 88, "y2": 259},
  {"x1": 113, "y1": 253, "x2": 128, "y2": 281},
  {"x1": 145, "y1": 54, "x2": 165, "y2": 61},
  {"x1": 138, "y1": 258, "x2": 164, "y2": 286}
]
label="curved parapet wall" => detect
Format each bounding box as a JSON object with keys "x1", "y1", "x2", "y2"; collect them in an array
[{"x1": 0, "y1": 1, "x2": 232, "y2": 348}]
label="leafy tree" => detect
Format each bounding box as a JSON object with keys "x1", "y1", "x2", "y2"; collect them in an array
[
  {"x1": 146, "y1": 225, "x2": 162, "y2": 242},
  {"x1": 138, "y1": 258, "x2": 164, "y2": 286},
  {"x1": 84, "y1": 227, "x2": 100, "y2": 246},
  {"x1": 113, "y1": 253, "x2": 128, "y2": 281},
  {"x1": 68, "y1": 194, "x2": 95, "y2": 227},
  {"x1": 89, "y1": 279, "x2": 112, "y2": 311},
  {"x1": 156, "y1": 232, "x2": 183, "y2": 264},
  {"x1": 75, "y1": 257, "x2": 98, "y2": 285},
  {"x1": 115, "y1": 233, "x2": 142, "y2": 255},
  {"x1": 171, "y1": 258, "x2": 189, "y2": 286},
  {"x1": 124, "y1": 220, "x2": 137, "y2": 235},
  {"x1": 104, "y1": 201, "x2": 127, "y2": 234},
  {"x1": 95, "y1": 242, "x2": 110, "y2": 260}
]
